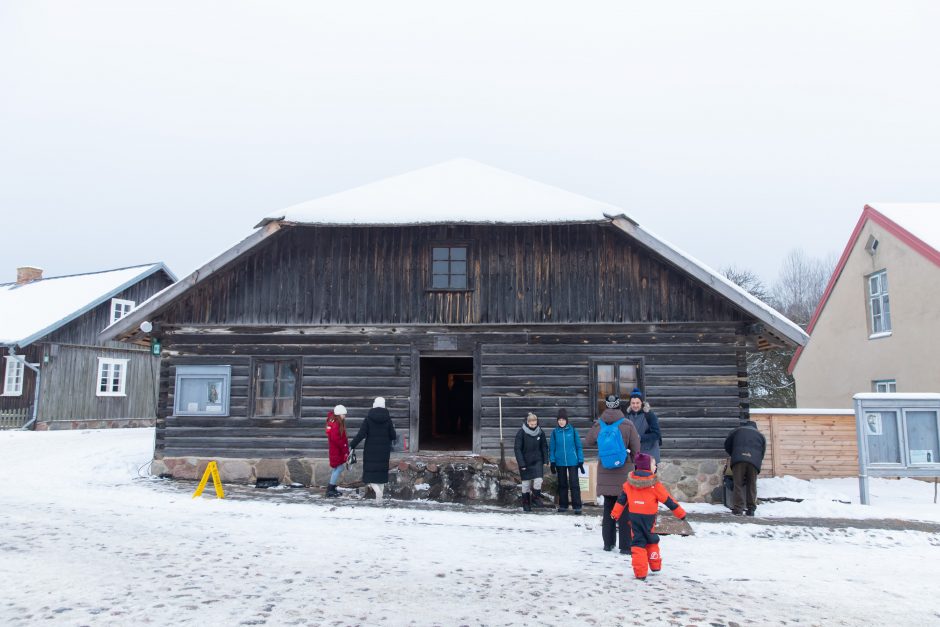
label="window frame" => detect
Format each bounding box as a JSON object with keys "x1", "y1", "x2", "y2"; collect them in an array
[
  {"x1": 866, "y1": 270, "x2": 892, "y2": 337},
  {"x1": 3, "y1": 356, "x2": 25, "y2": 396},
  {"x1": 249, "y1": 357, "x2": 302, "y2": 419},
  {"x1": 96, "y1": 357, "x2": 129, "y2": 397},
  {"x1": 873, "y1": 379, "x2": 897, "y2": 394},
  {"x1": 173, "y1": 365, "x2": 232, "y2": 417},
  {"x1": 589, "y1": 357, "x2": 645, "y2": 418},
  {"x1": 428, "y1": 242, "x2": 472, "y2": 292},
  {"x1": 110, "y1": 298, "x2": 136, "y2": 325}
]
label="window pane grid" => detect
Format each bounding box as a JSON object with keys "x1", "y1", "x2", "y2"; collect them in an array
[
  {"x1": 868, "y1": 270, "x2": 891, "y2": 334},
  {"x1": 254, "y1": 360, "x2": 298, "y2": 417},
  {"x1": 430, "y1": 246, "x2": 468, "y2": 289}
]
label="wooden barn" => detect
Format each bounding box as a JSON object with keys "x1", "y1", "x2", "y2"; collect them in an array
[
  {"x1": 1, "y1": 263, "x2": 176, "y2": 429},
  {"x1": 102, "y1": 160, "x2": 806, "y2": 500}
]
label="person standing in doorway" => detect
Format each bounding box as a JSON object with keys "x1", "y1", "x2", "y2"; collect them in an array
[
  {"x1": 723, "y1": 420, "x2": 766, "y2": 516},
  {"x1": 350, "y1": 397, "x2": 397, "y2": 501},
  {"x1": 549, "y1": 408, "x2": 585, "y2": 514},
  {"x1": 586, "y1": 395, "x2": 641, "y2": 553},
  {"x1": 325, "y1": 405, "x2": 350, "y2": 497},
  {"x1": 514, "y1": 412, "x2": 549, "y2": 511},
  {"x1": 624, "y1": 388, "x2": 662, "y2": 464}
]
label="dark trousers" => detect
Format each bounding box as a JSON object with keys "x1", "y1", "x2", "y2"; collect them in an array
[
  {"x1": 556, "y1": 466, "x2": 582, "y2": 510},
  {"x1": 731, "y1": 462, "x2": 758, "y2": 514},
  {"x1": 602, "y1": 495, "x2": 631, "y2": 549}
]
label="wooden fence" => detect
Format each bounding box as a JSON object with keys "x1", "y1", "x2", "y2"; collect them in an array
[
  {"x1": 750, "y1": 409, "x2": 858, "y2": 479},
  {"x1": 0, "y1": 407, "x2": 31, "y2": 429}
]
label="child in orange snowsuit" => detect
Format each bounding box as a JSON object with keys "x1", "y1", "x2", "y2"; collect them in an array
[{"x1": 611, "y1": 453, "x2": 687, "y2": 579}]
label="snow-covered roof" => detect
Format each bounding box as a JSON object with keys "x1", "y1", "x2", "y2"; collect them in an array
[
  {"x1": 0, "y1": 263, "x2": 175, "y2": 347},
  {"x1": 258, "y1": 158, "x2": 624, "y2": 226},
  {"x1": 867, "y1": 203, "x2": 940, "y2": 255},
  {"x1": 105, "y1": 160, "x2": 807, "y2": 348}
]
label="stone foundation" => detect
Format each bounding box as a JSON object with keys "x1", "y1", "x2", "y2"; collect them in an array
[
  {"x1": 36, "y1": 418, "x2": 156, "y2": 431},
  {"x1": 155, "y1": 455, "x2": 725, "y2": 504}
]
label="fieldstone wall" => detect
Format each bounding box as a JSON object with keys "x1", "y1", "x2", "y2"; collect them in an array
[{"x1": 153, "y1": 455, "x2": 725, "y2": 504}]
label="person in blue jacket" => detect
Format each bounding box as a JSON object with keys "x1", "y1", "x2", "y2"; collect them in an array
[{"x1": 549, "y1": 408, "x2": 585, "y2": 514}]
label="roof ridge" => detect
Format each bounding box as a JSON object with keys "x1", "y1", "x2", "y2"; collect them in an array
[{"x1": 0, "y1": 262, "x2": 161, "y2": 287}]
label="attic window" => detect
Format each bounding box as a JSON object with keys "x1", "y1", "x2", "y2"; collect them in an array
[
  {"x1": 110, "y1": 298, "x2": 135, "y2": 324},
  {"x1": 431, "y1": 246, "x2": 468, "y2": 290}
]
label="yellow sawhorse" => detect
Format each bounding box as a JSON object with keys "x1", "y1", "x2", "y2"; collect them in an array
[{"x1": 193, "y1": 460, "x2": 225, "y2": 499}]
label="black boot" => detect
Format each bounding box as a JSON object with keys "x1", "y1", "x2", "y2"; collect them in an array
[
  {"x1": 326, "y1": 484, "x2": 339, "y2": 497},
  {"x1": 531, "y1": 489, "x2": 547, "y2": 508},
  {"x1": 522, "y1": 493, "x2": 532, "y2": 512}
]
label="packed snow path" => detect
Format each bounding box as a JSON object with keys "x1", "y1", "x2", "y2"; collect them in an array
[{"x1": 1, "y1": 429, "x2": 938, "y2": 626}]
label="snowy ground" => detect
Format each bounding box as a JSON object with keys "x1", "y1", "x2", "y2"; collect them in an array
[{"x1": 1, "y1": 429, "x2": 939, "y2": 626}]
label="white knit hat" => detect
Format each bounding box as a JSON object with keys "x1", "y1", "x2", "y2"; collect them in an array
[
  {"x1": 373, "y1": 397, "x2": 386, "y2": 408},
  {"x1": 333, "y1": 404, "x2": 347, "y2": 415}
]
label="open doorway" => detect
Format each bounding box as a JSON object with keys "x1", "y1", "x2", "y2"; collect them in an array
[{"x1": 419, "y1": 356, "x2": 473, "y2": 451}]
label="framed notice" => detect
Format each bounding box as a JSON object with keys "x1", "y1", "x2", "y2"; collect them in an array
[{"x1": 865, "y1": 413, "x2": 883, "y2": 436}]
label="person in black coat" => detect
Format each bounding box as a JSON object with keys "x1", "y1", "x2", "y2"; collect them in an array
[
  {"x1": 350, "y1": 397, "x2": 397, "y2": 501},
  {"x1": 514, "y1": 412, "x2": 549, "y2": 511},
  {"x1": 723, "y1": 420, "x2": 766, "y2": 516}
]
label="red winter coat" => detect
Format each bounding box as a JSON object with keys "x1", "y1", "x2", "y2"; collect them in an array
[{"x1": 326, "y1": 412, "x2": 350, "y2": 467}]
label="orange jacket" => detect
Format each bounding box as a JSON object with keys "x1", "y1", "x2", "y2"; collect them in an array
[{"x1": 611, "y1": 470, "x2": 687, "y2": 520}]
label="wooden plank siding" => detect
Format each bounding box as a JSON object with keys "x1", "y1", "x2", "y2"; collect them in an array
[
  {"x1": 751, "y1": 411, "x2": 858, "y2": 478},
  {"x1": 37, "y1": 344, "x2": 160, "y2": 422},
  {"x1": 161, "y1": 224, "x2": 747, "y2": 327},
  {"x1": 155, "y1": 324, "x2": 745, "y2": 460}
]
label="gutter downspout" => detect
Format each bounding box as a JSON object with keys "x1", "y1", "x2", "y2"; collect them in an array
[{"x1": 7, "y1": 348, "x2": 41, "y2": 430}]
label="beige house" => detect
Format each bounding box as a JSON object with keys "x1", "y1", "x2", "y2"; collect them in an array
[{"x1": 791, "y1": 204, "x2": 940, "y2": 408}]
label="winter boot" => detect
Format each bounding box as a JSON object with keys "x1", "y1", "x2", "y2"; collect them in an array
[
  {"x1": 522, "y1": 492, "x2": 532, "y2": 512},
  {"x1": 531, "y1": 489, "x2": 547, "y2": 508},
  {"x1": 326, "y1": 484, "x2": 339, "y2": 497}
]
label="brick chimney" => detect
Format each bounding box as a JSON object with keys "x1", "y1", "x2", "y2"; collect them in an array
[{"x1": 16, "y1": 266, "x2": 43, "y2": 285}]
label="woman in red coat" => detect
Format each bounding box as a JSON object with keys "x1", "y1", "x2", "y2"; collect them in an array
[{"x1": 326, "y1": 405, "x2": 350, "y2": 497}]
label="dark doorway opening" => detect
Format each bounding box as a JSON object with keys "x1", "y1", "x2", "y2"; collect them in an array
[{"x1": 419, "y1": 356, "x2": 473, "y2": 451}]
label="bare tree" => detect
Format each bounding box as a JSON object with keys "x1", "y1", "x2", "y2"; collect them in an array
[
  {"x1": 723, "y1": 266, "x2": 796, "y2": 407},
  {"x1": 772, "y1": 249, "x2": 836, "y2": 328}
]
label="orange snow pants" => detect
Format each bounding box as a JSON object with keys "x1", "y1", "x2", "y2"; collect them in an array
[{"x1": 630, "y1": 543, "x2": 662, "y2": 578}]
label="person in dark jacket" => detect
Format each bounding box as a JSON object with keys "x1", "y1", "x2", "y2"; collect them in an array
[
  {"x1": 350, "y1": 397, "x2": 397, "y2": 501},
  {"x1": 624, "y1": 388, "x2": 662, "y2": 463},
  {"x1": 549, "y1": 408, "x2": 584, "y2": 514},
  {"x1": 514, "y1": 412, "x2": 549, "y2": 511},
  {"x1": 723, "y1": 420, "x2": 766, "y2": 516},
  {"x1": 585, "y1": 395, "x2": 642, "y2": 552}
]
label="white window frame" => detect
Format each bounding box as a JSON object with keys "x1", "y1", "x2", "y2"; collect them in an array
[
  {"x1": 867, "y1": 270, "x2": 892, "y2": 337},
  {"x1": 873, "y1": 379, "x2": 897, "y2": 393},
  {"x1": 96, "y1": 357, "x2": 129, "y2": 397},
  {"x1": 110, "y1": 298, "x2": 136, "y2": 325},
  {"x1": 3, "y1": 356, "x2": 25, "y2": 396}
]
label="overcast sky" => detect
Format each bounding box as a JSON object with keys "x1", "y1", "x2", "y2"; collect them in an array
[{"x1": 1, "y1": 1, "x2": 938, "y2": 286}]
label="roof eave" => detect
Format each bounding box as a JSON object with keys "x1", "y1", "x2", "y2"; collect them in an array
[
  {"x1": 608, "y1": 216, "x2": 808, "y2": 348},
  {"x1": 100, "y1": 223, "x2": 283, "y2": 343}
]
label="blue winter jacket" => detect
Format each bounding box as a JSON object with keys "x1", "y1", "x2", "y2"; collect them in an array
[{"x1": 549, "y1": 423, "x2": 584, "y2": 467}]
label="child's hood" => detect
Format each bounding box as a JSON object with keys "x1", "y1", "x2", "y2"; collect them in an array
[{"x1": 626, "y1": 470, "x2": 658, "y2": 489}]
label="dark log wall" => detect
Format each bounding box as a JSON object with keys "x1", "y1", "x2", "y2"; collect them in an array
[
  {"x1": 155, "y1": 323, "x2": 746, "y2": 460},
  {"x1": 44, "y1": 271, "x2": 174, "y2": 348},
  {"x1": 162, "y1": 224, "x2": 746, "y2": 326}
]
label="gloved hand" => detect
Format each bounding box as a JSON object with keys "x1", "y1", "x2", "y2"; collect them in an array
[
  {"x1": 578, "y1": 463, "x2": 584, "y2": 474},
  {"x1": 550, "y1": 463, "x2": 557, "y2": 474}
]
